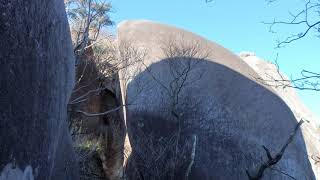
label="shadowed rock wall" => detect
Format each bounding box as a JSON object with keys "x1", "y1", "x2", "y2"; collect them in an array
[{"x1": 0, "y1": 1, "x2": 79, "y2": 179}]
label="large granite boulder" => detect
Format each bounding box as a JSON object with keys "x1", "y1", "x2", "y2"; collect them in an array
[
  {"x1": 0, "y1": 1, "x2": 79, "y2": 179},
  {"x1": 117, "y1": 20, "x2": 316, "y2": 179},
  {"x1": 240, "y1": 53, "x2": 320, "y2": 177}
]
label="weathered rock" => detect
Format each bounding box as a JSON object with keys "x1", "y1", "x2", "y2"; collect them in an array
[
  {"x1": 117, "y1": 20, "x2": 316, "y2": 179},
  {"x1": 240, "y1": 53, "x2": 320, "y2": 177},
  {"x1": 0, "y1": 1, "x2": 79, "y2": 179}
]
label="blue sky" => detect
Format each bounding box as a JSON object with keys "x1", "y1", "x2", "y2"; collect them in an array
[{"x1": 109, "y1": 0, "x2": 320, "y2": 118}]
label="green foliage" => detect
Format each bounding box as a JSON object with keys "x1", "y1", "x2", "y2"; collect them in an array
[
  {"x1": 66, "y1": 0, "x2": 113, "y2": 29},
  {"x1": 65, "y1": 0, "x2": 113, "y2": 49}
]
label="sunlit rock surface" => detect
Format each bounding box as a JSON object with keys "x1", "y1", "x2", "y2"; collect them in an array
[{"x1": 117, "y1": 20, "x2": 316, "y2": 179}]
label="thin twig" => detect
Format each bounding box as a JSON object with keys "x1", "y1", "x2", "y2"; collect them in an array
[{"x1": 75, "y1": 104, "x2": 130, "y2": 117}]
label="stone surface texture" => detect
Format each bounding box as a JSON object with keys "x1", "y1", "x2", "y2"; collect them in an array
[
  {"x1": 0, "y1": 1, "x2": 79, "y2": 179},
  {"x1": 117, "y1": 20, "x2": 318, "y2": 179}
]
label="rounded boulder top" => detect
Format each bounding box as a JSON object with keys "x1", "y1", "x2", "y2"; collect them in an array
[{"x1": 117, "y1": 20, "x2": 320, "y2": 179}]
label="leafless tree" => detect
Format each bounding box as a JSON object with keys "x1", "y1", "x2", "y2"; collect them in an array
[
  {"x1": 264, "y1": 0, "x2": 320, "y2": 48},
  {"x1": 159, "y1": 36, "x2": 210, "y2": 180},
  {"x1": 126, "y1": 35, "x2": 211, "y2": 179},
  {"x1": 64, "y1": 2, "x2": 148, "y2": 178},
  {"x1": 65, "y1": 1, "x2": 116, "y2": 114},
  {"x1": 260, "y1": 0, "x2": 320, "y2": 91},
  {"x1": 205, "y1": 0, "x2": 320, "y2": 92},
  {"x1": 68, "y1": 39, "x2": 146, "y2": 129},
  {"x1": 64, "y1": 0, "x2": 120, "y2": 121},
  {"x1": 67, "y1": 37, "x2": 147, "y2": 180},
  {"x1": 254, "y1": 55, "x2": 320, "y2": 91}
]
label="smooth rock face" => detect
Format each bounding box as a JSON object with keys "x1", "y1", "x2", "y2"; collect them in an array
[
  {"x1": 240, "y1": 53, "x2": 320, "y2": 177},
  {"x1": 117, "y1": 20, "x2": 315, "y2": 179},
  {"x1": 0, "y1": 1, "x2": 79, "y2": 179}
]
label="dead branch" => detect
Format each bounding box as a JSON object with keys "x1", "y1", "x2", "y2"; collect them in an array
[
  {"x1": 246, "y1": 120, "x2": 304, "y2": 180},
  {"x1": 311, "y1": 154, "x2": 320, "y2": 165},
  {"x1": 75, "y1": 104, "x2": 130, "y2": 117},
  {"x1": 263, "y1": 0, "x2": 320, "y2": 48},
  {"x1": 69, "y1": 87, "x2": 109, "y2": 104},
  {"x1": 184, "y1": 134, "x2": 197, "y2": 180},
  {"x1": 254, "y1": 57, "x2": 320, "y2": 92}
]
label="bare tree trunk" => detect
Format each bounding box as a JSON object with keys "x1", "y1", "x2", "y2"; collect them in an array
[{"x1": 0, "y1": 0, "x2": 79, "y2": 179}]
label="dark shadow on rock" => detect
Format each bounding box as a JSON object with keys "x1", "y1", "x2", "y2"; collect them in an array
[
  {"x1": 0, "y1": 0, "x2": 79, "y2": 179},
  {"x1": 124, "y1": 58, "x2": 315, "y2": 180}
]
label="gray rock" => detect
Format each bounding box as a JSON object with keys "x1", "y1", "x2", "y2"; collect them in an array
[
  {"x1": 0, "y1": 1, "x2": 79, "y2": 179},
  {"x1": 240, "y1": 53, "x2": 320, "y2": 177},
  {"x1": 117, "y1": 20, "x2": 315, "y2": 179},
  {"x1": 0, "y1": 163, "x2": 33, "y2": 180}
]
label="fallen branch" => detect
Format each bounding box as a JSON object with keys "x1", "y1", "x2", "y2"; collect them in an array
[{"x1": 246, "y1": 120, "x2": 304, "y2": 180}]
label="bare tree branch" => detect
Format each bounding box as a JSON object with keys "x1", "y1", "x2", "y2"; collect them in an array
[
  {"x1": 184, "y1": 134, "x2": 197, "y2": 180},
  {"x1": 66, "y1": 0, "x2": 113, "y2": 54},
  {"x1": 263, "y1": 0, "x2": 320, "y2": 48},
  {"x1": 311, "y1": 154, "x2": 320, "y2": 164},
  {"x1": 246, "y1": 120, "x2": 304, "y2": 180},
  {"x1": 125, "y1": 34, "x2": 210, "y2": 179},
  {"x1": 254, "y1": 58, "x2": 320, "y2": 92},
  {"x1": 75, "y1": 104, "x2": 130, "y2": 117}
]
